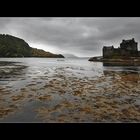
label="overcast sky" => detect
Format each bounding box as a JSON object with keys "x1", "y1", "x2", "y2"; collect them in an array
[{"x1": 0, "y1": 17, "x2": 140, "y2": 57}]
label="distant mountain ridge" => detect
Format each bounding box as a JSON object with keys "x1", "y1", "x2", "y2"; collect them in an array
[
  {"x1": 63, "y1": 53, "x2": 78, "y2": 58},
  {"x1": 0, "y1": 34, "x2": 64, "y2": 58}
]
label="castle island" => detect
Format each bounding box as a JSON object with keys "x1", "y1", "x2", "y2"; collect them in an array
[{"x1": 89, "y1": 38, "x2": 140, "y2": 66}]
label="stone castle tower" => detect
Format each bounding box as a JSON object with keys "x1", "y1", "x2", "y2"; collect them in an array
[{"x1": 103, "y1": 38, "x2": 139, "y2": 59}]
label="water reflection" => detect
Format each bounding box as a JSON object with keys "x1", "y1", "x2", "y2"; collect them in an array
[
  {"x1": 103, "y1": 70, "x2": 140, "y2": 83},
  {"x1": 0, "y1": 61, "x2": 28, "y2": 81},
  {"x1": 103, "y1": 60, "x2": 140, "y2": 83},
  {"x1": 0, "y1": 61, "x2": 29, "y2": 119},
  {"x1": 103, "y1": 61, "x2": 140, "y2": 66}
]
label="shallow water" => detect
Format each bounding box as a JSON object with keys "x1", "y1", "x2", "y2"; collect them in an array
[{"x1": 0, "y1": 58, "x2": 140, "y2": 122}]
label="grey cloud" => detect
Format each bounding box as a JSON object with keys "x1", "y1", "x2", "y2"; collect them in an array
[{"x1": 0, "y1": 17, "x2": 140, "y2": 57}]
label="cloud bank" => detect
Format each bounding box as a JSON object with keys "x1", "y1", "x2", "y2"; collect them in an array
[{"x1": 0, "y1": 17, "x2": 140, "y2": 57}]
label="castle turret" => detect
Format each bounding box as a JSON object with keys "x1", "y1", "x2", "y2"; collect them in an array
[
  {"x1": 120, "y1": 38, "x2": 138, "y2": 57},
  {"x1": 120, "y1": 38, "x2": 138, "y2": 51},
  {"x1": 103, "y1": 46, "x2": 114, "y2": 58}
]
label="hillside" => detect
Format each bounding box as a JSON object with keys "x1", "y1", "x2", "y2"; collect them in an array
[
  {"x1": 31, "y1": 48, "x2": 64, "y2": 58},
  {"x1": 0, "y1": 34, "x2": 64, "y2": 58}
]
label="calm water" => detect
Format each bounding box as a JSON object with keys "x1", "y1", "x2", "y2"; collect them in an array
[{"x1": 0, "y1": 58, "x2": 140, "y2": 122}]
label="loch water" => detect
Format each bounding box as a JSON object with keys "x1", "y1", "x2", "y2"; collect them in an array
[{"x1": 0, "y1": 58, "x2": 140, "y2": 122}]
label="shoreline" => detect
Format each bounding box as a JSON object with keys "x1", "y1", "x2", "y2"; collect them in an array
[{"x1": 88, "y1": 56, "x2": 140, "y2": 66}]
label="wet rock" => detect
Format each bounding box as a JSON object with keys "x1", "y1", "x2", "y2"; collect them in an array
[
  {"x1": 0, "y1": 107, "x2": 16, "y2": 118},
  {"x1": 38, "y1": 95, "x2": 52, "y2": 101}
]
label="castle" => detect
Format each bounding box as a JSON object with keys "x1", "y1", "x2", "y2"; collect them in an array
[{"x1": 103, "y1": 38, "x2": 140, "y2": 59}]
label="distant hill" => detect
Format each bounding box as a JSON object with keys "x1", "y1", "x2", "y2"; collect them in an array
[
  {"x1": 0, "y1": 34, "x2": 64, "y2": 58},
  {"x1": 63, "y1": 53, "x2": 78, "y2": 58}
]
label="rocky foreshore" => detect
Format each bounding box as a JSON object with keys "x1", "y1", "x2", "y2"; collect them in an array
[
  {"x1": 0, "y1": 59, "x2": 140, "y2": 122},
  {"x1": 0, "y1": 63, "x2": 140, "y2": 122}
]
